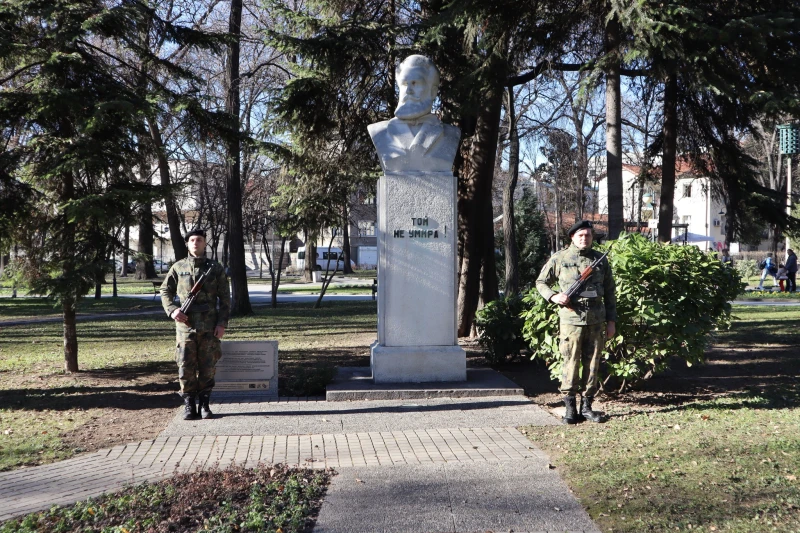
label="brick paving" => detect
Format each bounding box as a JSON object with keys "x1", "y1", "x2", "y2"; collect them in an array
[
  {"x1": 0, "y1": 396, "x2": 601, "y2": 532},
  {"x1": 0, "y1": 425, "x2": 542, "y2": 523}
]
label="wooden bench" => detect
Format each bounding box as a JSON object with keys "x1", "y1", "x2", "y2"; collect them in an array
[
  {"x1": 371, "y1": 279, "x2": 377, "y2": 300},
  {"x1": 152, "y1": 281, "x2": 160, "y2": 300}
]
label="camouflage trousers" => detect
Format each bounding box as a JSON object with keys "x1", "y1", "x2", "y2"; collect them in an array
[
  {"x1": 559, "y1": 322, "x2": 605, "y2": 397},
  {"x1": 175, "y1": 329, "x2": 221, "y2": 396}
]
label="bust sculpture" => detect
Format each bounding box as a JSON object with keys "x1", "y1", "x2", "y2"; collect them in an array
[{"x1": 368, "y1": 55, "x2": 461, "y2": 173}]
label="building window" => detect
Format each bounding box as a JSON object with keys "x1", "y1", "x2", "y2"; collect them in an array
[
  {"x1": 713, "y1": 219, "x2": 721, "y2": 227},
  {"x1": 358, "y1": 221, "x2": 375, "y2": 237},
  {"x1": 681, "y1": 215, "x2": 691, "y2": 224},
  {"x1": 683, "y1": 184, "x2": 692, "y2": 198}
]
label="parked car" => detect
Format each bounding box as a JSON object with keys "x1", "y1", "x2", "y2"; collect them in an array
[
  {"x1": 153, "y1": 259, "x2": 169, "y2": 273},
  {"x1": 296, "y1": 246, "x2": 346, "y2": 271}
]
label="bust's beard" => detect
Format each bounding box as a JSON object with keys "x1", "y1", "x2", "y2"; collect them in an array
[{"x1": 394, "y1": 97, "x2": 434, "y2": 121}]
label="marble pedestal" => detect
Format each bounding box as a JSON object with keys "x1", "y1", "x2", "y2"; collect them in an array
[{"x1": 372, "y1": 171, "x2": 466, "y2": 383}]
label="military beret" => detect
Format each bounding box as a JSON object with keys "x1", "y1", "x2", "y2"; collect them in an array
[
  {"x1": 184, "y1": 228, "x2": 206, "y2": 242},
  {"x1": 568, "y1": 220, "x2": 593, "y2": 237}
]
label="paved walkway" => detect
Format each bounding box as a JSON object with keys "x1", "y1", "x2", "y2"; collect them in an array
[{"x1": 1, "y1": 396, "x2": 601, "y2": 533}]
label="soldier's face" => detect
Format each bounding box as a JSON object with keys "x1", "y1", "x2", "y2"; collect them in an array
[
  {"x1": 187, "y1": 235, "x2": 206, "y2": 257},
  {"x1": 571, "y1": 228, "x2": 593, "y2": 250}
]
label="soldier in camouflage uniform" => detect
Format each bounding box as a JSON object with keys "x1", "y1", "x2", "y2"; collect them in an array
[
  {"x1": 160, "y1": 229, "x2": 230, "y2": 420},
  {"x1": 536, "y1": 220, "x2": 616, "y2": 424}
]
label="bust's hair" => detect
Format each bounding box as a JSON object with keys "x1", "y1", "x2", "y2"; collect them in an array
[{"x1": 396, "y1": 55, "x2": 440, "y2": 97}]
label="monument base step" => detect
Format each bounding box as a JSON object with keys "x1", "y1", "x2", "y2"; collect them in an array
[{"x1": 325, "y1": 367, "x2": 525, "y2": 401}]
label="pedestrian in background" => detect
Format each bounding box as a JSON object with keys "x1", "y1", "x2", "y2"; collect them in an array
[
  {"x1": 786, "y1": 249, "x2": 798, "y2": 293},
  {"x1": 776, "y1": 264, "x2": 788, "y2": 292},
  {"x1": 720, "y1": 248, "x2": 734, "y2": 266},
  {"x1": 757, "y1": 253, "x2": 777, "y2": 290}
]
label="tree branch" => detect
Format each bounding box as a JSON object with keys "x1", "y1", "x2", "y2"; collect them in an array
[
  {"x1": 508, "y1": 62, "x2": 584, "y2": 86},
  {"x1": 0, "y1": 61, "x2": 46, "y2": 85}
]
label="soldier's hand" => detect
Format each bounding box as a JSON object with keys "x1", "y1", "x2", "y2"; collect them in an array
[
  {"x1": 171, "y1": 309, "x2": 189, "y2": 325},
  {"x1": 607, "y1": 321, "x2": 616, "y2": 339},
  {"x1": 214, "y1": 325, "x2": 226, "y2": 339},
  {"x1": 550, "y1": 293, "x2": 570, "y2": 306}
]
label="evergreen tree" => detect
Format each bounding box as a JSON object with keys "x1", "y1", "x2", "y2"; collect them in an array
[
  {"x1": 495, "y1": 187, "x2": 549, "y2": 292},
  {"x1": 0, "y1": 0, "x2": 222, "y2": 371},
  {"x1": 612, "y1": 0, "x2": 800, "y2": 241}
]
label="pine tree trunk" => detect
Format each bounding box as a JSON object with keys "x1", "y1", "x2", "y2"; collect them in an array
[
  {"x1": 341, "y1": 203, "x2": 353, "y2": 274},
  {"x1": 61, "y1": 165, "x2": 79, "y2": 372},
  {"x1": 605, "y1": 15, "x2": 624, "y2": 239},
  {"x1": 503, "y1": 86, "x2": 519, "y2": 296},
  {"x1": 658, "y1": 75, "x2": 678, "y2": 243},
  {"x1": 304, "y1": 238, "x2": 316, "y2": 282},
  {"x1": 135, "y1": 141, "x2": 157, "y2": 280},
  {"x1": 271, "y1": 236, "x2": 287, "y2": 308},
  {"x1": 225, "y1": 0, "x2": 252, "y2": 316},
  {"x1": 120, "y1": 225, "x2": 129, "y2": 277},
  {"x1": 457, "y1": 84, "x2": 504, "y2": 337},
  {"x1": 148, "y1": 119, "x2": 188, "y2": 260},
  {"x1": 136, "y1": 203, "x2": 157, "y2": 279},
  {"x1": 481, "y1": 197, "x2": 499, "y2": 304},
  {"x1": 63, "y1": 298, "x2": 79, "y2": 372}
]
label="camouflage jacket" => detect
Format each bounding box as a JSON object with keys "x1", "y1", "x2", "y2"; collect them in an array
[
  {"x1": 160, "y1": 256, "x2": 230, "y2": 328},
  {"x1": 535, "y1": 244, "x2": 617, "y2": 326}
]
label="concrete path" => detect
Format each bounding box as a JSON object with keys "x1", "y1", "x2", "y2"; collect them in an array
[{"x1": 0, "y1": 396, "x2": 600, "y2": 532}]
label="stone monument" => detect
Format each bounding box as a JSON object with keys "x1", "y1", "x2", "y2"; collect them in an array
[{"x1": 367, "y1": 55, "x2": 466, "y2": 383}]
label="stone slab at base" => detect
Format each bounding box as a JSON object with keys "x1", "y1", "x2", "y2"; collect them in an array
[
  {"x1": 326, "y1": 367, "x2": 524, "y2": 401},
  {"x1": 371, "y1": 343, "x2": 466, "y2": 384}
]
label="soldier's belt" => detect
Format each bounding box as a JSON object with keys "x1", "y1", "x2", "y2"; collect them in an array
[{"x1": 187, "y1": 304, "x2": 211, "y2": 313}]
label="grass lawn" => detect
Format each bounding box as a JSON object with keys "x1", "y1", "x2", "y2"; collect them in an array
[
  {"x1": 0, "y1": 300, "x2": 377, "y2": 471},
  {"x1": 276, "y1": 285, "x2": 371, "y2": 295},
  {"x1": 0, "y1": 277, "x2": 165, "y2": 298},
  {"x1": 523, "y1": 304, "x2": 800, "y2": 533},
  {"x1": 0, "y1": 297, "x2": 161, "y2": 320}
]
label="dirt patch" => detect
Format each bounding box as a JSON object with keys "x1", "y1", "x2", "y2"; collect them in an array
[
  {"x1": 59, "y1": 406, "x2": 177, "y2": 453},
  {"x1": 1, "y1": 362, "x2": 181, "y2": 460}
]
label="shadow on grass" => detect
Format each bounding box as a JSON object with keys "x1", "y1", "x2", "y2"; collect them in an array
[
  {"x1": 1, "y1": 348, "x2": 373, "y2": 409},
  {"x1": 216, "y1": 399, "x2": 533, "y2": 418},
  {"x1": 278, "y1": 348, "x2": 369, "y2": 396},
  {"x1": 495, "y1": 318, "x2": 800, "y2": 414},
  {"x1": 0, "y1": 361, "x2": 180, "y2": 412}
]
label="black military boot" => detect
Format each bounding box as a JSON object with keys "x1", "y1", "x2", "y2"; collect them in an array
[
  {"x1": 198, "y1": 392, "x2": 213, "y2": 419},
  {"x1": 182, "y1": 395, "x2": 199, "y2": 420},
  {"x1": 562, "y1": 395, "x2": 581, "y2": 425},
  {"x1": 579, "y1": 395, "x2": 604, "y2": 423}
]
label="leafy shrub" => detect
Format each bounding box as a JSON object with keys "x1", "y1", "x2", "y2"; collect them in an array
[
  {"x1": 735, "y1": 258, "x2": 759, "y2": 281},
  {"x1": 475, "y1": 295, "x2": 529, "y2": 364},
  {"x1": 521, "y1": 233, "x2": 744, "y2": 392}
]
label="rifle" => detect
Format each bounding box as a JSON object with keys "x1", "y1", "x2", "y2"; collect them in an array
[
  {"x1": 179, "y1": 270, "x2": 209, "y2": 314},
  {"x1": 563, "y1": 250, "x2": 609, "y2": 300}
]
